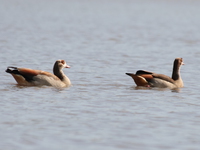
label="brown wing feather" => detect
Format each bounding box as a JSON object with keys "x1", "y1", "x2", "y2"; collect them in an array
[
  {"x1": 152, "y1": 74, "x2": 175, "y2": 83},
  {"x1": 126, "y1": 73, "x2": 149, "y2": 86},
  {"x1": 18, "y1": 68, "x2": 42, "y2": 76},
  {"x1": 18, "y1": 68, "x2": 60, "y2": 81},
  {"x1": 136, "y1": 70, "x2": 175, "y2": 83},
  {"x1": 140, "y1": 74, "x2": 154, "y2": 80}
]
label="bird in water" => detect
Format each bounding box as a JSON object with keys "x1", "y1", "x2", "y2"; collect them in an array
[
  {"x1": 126, "y1": 58, "x2": 184, "y2": 89},
  {"x1": 6, "y1": 59, "x2": 71, "y2": 88}
]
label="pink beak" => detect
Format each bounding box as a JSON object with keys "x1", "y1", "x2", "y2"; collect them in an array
[{"x1": 65, "y1": 64, "x2": 70, "y2": 68}]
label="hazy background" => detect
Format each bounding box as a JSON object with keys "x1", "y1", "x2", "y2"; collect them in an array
[{"x1": 1, "y1": 0, "x2": 200, "y2": 150}]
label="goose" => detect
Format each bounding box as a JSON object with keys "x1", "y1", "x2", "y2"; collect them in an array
[
  {"x1": 126, "y1": 58, "x2": 184, "y2": 89},
  {"x1": 5, "y1": 59, "x2": 71, "y2": 88}
]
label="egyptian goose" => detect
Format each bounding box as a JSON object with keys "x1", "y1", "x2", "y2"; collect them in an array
[
  {"x1": 126, "y1": 58, "x2": 184, "y2": 89},
  {"x1": 5, "y1": 60, "x2": 71, "y2": 88}
]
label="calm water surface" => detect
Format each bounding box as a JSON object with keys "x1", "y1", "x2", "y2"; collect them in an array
[{"x1": 1, "y1": 0, "x2": 200, "y2": 150}]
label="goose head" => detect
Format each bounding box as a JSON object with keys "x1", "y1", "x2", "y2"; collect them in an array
[
  {"x1": 54, "y1": 60, "x2": 70, "y2": 71},
  {"x1": 174, "y1": 58, "x2": 184, "y2": 67},
  {"x1": 53, "y1": 59, "x2": 70, "y2": 77}
]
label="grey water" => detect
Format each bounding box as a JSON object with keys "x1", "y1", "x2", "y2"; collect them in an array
[{"x1": 1, "y1": 0, "x2": 200, "y2": 150}]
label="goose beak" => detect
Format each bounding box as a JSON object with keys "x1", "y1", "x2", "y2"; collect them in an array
[
  {"x1": 64, "y1": 64, "x2": 70, "y2": 68},
  {"x1": 182, "y1": 62, "x2": 185, "y2": 65},
  {"x1": 65, "y1": 65, "x2": 70, "y2": 68}
]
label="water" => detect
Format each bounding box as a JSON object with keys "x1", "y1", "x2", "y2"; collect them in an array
[{"x1": 1, "y1": 0, "x2": 200, "y2": 149}]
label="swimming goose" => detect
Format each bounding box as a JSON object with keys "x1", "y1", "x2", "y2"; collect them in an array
[
  {"x1": 126, "y1": 58, "x2": 184, "y2": 89},
  {"x1": 6, "y1": 60, "x2": 71, "y2": 88}
]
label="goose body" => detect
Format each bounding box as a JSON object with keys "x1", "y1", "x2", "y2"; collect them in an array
[
  {"x1": 126, "y1": 58, "x2": 184, "y2": 89},
  {"x1": 6, "y1": 60, "x2": 71, "y2": 88}
]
